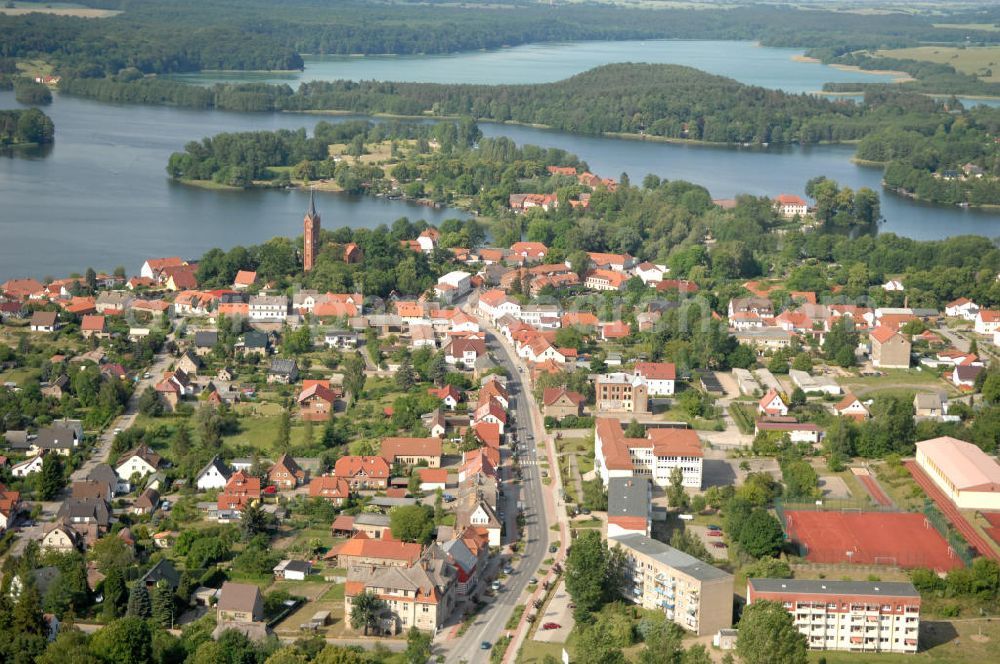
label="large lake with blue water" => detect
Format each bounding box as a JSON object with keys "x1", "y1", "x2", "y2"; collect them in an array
[{"x1": 3, "y1": 40, "x2": 1000, "y2": 279}]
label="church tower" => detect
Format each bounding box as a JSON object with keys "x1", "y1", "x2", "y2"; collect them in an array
[{"x1": 303, "y1": 189, "x2": 321, "y2": 272}]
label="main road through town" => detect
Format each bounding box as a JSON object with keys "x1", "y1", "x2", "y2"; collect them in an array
[{"x1": 439, "y1": 328, "x2": 552, "y2": 663}]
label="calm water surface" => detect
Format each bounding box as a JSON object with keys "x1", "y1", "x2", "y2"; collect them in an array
[
  {"x1": 173, "y1": 40, "x2": 900, "y2": 94},
  {"x1": 4, "y1": 39, "x2": 1000, "y2": 279}
]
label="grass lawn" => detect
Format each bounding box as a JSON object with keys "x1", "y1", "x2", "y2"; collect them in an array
[
  {"x1": 877, "y1": 46, "x2": 1000, "y2": 83},
  {"x1": 872, "y1": 461, "x2": 927, "y2": 511},
  {"x1": 839, "y1": 368, "x2": 952, "y2": 398},
  {"x1": 0, "y1": 367, "x2": 41, "y2": 385}
]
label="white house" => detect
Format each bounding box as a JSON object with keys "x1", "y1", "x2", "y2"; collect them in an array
[
  {"x1": 195, "y1": 456, "x2": 232, "y2": 491},
  {"x1": 632, "y1": 362, "x2": 676, "y2": 396},
  {"x1": 757, "y1": 389, "x2": 788, "y2": 416},
  {"x1": 477, "y1": 290, "x2": 521, "y2": 322},
  {"x1": 273, "y1": 560, "x2": 312, "y2": 581},
  {"x1": 248, "y1": 295, "x2": 288, "y2": 322},
  {"x1": 976, "y1": 310, "x2": 1000, "y2": 335},
  {"x1": 436, "y1": 271, "x2": 472, "y2": 299},
  {"x1": 12, "y1": 454, "x2": 45, "y2": 477},
  {"x1": 467, "y1": 502, "x2": 502, "y2": 547},
  {"x1": 946, "y1": 297, "x2": 980, "y2": 321},
  {"x1": 115, "y1": 444, "x2": 161, "y2": 484},
  {"x1": 634, "y1": 262, "x2": 668, "y2": 285},
  {"x1": 774, "y1": 194, "x2": 808, "y2": 217}
]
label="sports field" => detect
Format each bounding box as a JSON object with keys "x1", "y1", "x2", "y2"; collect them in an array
[{"x1": 786, "y1": 510, "x2": 963, "y2": 572}]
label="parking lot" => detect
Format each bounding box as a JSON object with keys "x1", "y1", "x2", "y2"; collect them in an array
[
  {"x1": 532, "y1": 579, "x2": 574, "y2": 644},
  {"x1": 688, "y1": 524, "x2": 728, "y2": 561}
]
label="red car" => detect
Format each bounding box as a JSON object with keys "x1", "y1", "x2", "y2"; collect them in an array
[
  {"x1": 706, "y1": 530, "x2": 723, "y2": 537},
  {"x1": 263, "y1": 485, "x2": 277, "y2": 495},
  {"x1": 542, "y1": 622, "x2": 561, "y2": 630}
]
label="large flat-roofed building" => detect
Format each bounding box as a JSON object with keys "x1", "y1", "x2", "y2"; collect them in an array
[
  {"x1": 607, "y1": 477, "x2": 652, "y2": 537},
  {"x1": 594, "y1": 418, "x2": 702, "y2": 489},
  {"x1": 610, "y1": 534, "x2": 733, "y2": 636},
  {"x1": 915, "y1": 436, "x2": 1000, "y2": 510},
  {"x1": 746, "y1": 579, "x2": 920, "y2": 655}
]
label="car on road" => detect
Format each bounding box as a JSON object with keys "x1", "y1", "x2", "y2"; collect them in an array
[
  {"x1": 480, "y1": 642, "x2": 492, "y2": 650},
  {"x1": 529, "y1": 577, "x2": 538, "y2": 585},
  {"x1": 443, "y1": 494, "x2": 456, "y2": 502},
  {"x1": 706, "y1": 530, "x2": 723, "y2": 537},
  {"x1": 143, "y1": 372, "x2": 151, "y2": 379},
  {"x1": 706, "y1": 524, "x2": 721, "y2": 531},
  {"x1": 491, "y1": 580, "x2": 501, "y2": 591},
  {"x1": 503, "y1": 565, "x2": 514, "y2": 574},
  {"x1": 113, "y1": 428, "x2": 122, "y2": 434},
  {"x1": 542, "y1": 622, "x2": 561, "y2": 630}
]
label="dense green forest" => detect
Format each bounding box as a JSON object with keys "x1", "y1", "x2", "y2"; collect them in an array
[
  {"x1": 818, "y1": 52, "x2": 1000, "y2": 97},
  {"x1": 0, "y1": 108, "x2": 54, "y2": 146},
  {"x1": 71, "y1": 64, "x2": 888, "y2": 143},
  {"x1": 3, "y1": 0, "x2": 1000, "y2": 78},
  {"x1": 854, "y1": 103, "x2": 1000, "y2": 206}
]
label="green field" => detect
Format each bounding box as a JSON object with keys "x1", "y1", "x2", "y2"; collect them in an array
[{"x1": 876, "y1": 46, "x2": 1000, "y2": 83}]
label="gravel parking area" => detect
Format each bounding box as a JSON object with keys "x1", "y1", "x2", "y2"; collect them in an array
[{"x1": 532, "y1": 579, "x2": 574, "y2": 643}]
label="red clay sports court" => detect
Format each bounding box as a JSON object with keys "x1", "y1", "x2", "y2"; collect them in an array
[{"x1": 785, "y1": 510, "x2": 963, "y2": 571}]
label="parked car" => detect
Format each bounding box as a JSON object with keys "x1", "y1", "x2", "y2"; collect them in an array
[
  {"x1": 503, "y1": 565, "x2": 514, "y2": 574},
  {"x1": 549, "y1": 544, "x2": 558, "y2": 553},
  {"x1": 542, "y1": 622, "x2": 561, "y2": 630},
  {"x1": 706, "y1": 524, "x2": 721, "y2": 531},
  {"x1": 707, "y1": 530, "x2": 723, "y2": 537},
  {"x1": 443, "y1": 494, "x2": 456, "y2": 502},
  {"x1": 491, "y1": 580, "x2": 501, "y2": 591},
  {"x1": 480, "y1": 642, "x2": 492, "y2": 650},
  {"x1": 711, "y1": 542, "x2": 726, "y2": 549},
  {"x1": 263, "y1": 485, "x2": 277, "y2": 495},
  {"x1": 580, "y1": 508, "x2": 591, "y2": 515}
]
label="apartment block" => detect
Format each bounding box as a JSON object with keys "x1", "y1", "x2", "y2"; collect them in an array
[
  {"x1": 746, "y1": 579, "x2": 920, "y2": 654},
  {"x1": 610, "y1": 533, "x2": 733, "y2": 636}
]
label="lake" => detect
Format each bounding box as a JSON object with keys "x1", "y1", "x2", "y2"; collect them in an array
[
  {"x1": 3, "y1": 38, "x2": 1000, "y2": 280},
  {"x1": 174, "y1": 40, "x2": 901, "y2": 94}
]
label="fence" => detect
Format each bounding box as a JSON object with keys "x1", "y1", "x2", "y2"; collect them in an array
[{"x1": 923, "y1": 502, "x2": 976, "y2": 567}]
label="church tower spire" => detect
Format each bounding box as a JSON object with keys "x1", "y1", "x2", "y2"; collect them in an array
[{"x1": 303, "y1": 188, "x2": 321, "y2": 272}]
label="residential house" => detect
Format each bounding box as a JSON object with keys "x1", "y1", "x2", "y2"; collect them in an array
[
  {"x1": 80, "y1": 315, "x2": 107, "y2": 339},
  {"x1": 0, "y1": 484, "x2": 21, "y2": 531},
  {"x1": 584, "y1": 269, "x2": 627, "y2": 292},
  {"x1": 308, "y1": 476, "x2": 351, "y2": 505},
  {"x1": 754, "y1": 419, "x2": 823, "y2": 444},
  {"x1": 953, "y1": 364, "x2": 984, "y2": 389},
  {"x1": 267, "y1": 358, "x2": 298, "y2": 384},
  {"x1": 455, "y1": 494, "x2": 502, "y2": 547},
  {"x1": 56, "y1": 497, "x2": 111, "y2": 545},
  {"x1": 428, "y1": 385, "x2": 462, "y2": 410},
  {"x1": 835, "y1": 394, "x2": 870, "y2": 420},
  {"x1": 757, "y1": 390, "x2": 789, "y2": 417},
  {"x1": 417, "y1": 468, "x2": 449, "y2": 492},
  {"x1": 945, "y1": 297, "x2": 979, "y2": 321},
  {"x1": 334, "y1": 456, "x2": 390, "y2": 491},
  {"x1": 509, "y1": 242, "x2": 549, "y2": 261},
  {"x1": 444, "y1": 337, "x2": 486, "y2": 368},
  {"x1": 194, "y1": 331, "x2": 218, "y2": 355},
  {"x1": 140, "y1": 257, "x2": 185, "y2": 281},
  {"x1": 214, "y1": 582, "x2": 268, "y2": 641},
  {"x1": 774, "y1": 194, "x2": 809, "y2": 217},
  {"x1": 233, "y1": 270, "x2": 256, "y2": 290},
  {"x1": 31, "y1": 426, "x2": 80, "y2": 456},
  {"x1": 914, "y1": 392, "x2": 948, "y2": 420},
  {"x1": 541, "y1": 387, "x2": 586, "y2": 418},
  {"x1": 870, "y1": 327, "x2": 911, "y2": 369},
  {"x1": 269, "y1": 453, "x2": 306, "y2": 490},
  {"x1": 41, "y1": 524, "x2": 81, "y2": 553},
  {"x1": 477, "y1": 289, "x2": 521, "y2": 322},
  {"x1": 95, "y1": 291, "x2": 136, "y2": 314},
  {"x1": 241, "y1": 330, "x2": 271, "y2": 355},
  {"x1": 601, "y1": 321, "x2": 631, "y2": 341},
  {"x1": 115, "y1": 444, "x2": 161, "y2": 485},
  {"x1": 473, "y1": 398, "x2": 507, "y2": 434},
  {"x1": 11, "y1": 454, "x2": 45, "y2": 477},
  {"x1": 248, "y1": 295, "x2": 288, "y2": 322},
  {"x1": 132, "y1": 487, "x2": 160, "y2": 515},
  {"x1": 29, "y1": 311, "x2": 59, "y2": 333},
  {"x1": 633, "y1": 362, "x2": 676, "y2": 396},
  {"x1": 195, "y1": 456, "x2": 232, "y2": 491},
  {"x1": 217, "y1": 471, "x2": 262, "y2": 512},
  {"x1": 298, "y1": 380, "x2": 338, "y2": 421},
  {"x1": 344, "y1": 550, "x2": 456, "y2": 634},
  {"x1": 635, "y1": 262, "x2": 668, "y2": 285}
]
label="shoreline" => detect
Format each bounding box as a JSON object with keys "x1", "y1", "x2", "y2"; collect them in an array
[{"x1": 790, "y1": 54, "x2": 914, "y2": 82}]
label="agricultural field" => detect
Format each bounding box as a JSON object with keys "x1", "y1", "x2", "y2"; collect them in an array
[{"x1": 876, "y1": 46, "x2": 1000, "y2": 82}]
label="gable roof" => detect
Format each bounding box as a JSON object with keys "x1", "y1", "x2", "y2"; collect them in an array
[
  {"x1": 380, "y1": 437, "x2": 442, "y2": 462},
  {"x1": 633, "y1": 362, "x2": 676, "y2": 381},
  {"x1": 218, "y1": 581, "x2": 262, "y2": 613},
  {"x1": 197, "y1": 456, "x2": 232, "y2": 482},
  {"x1": 334, "y1": 455, "x2": 390, "y2": 479},
  {"x1": 542, "y1": 387, "x2": 586, "y2": 407}
]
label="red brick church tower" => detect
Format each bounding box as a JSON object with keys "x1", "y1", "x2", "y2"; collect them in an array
[{"x1": 303, "y1": 189, "x2": 321, "y2": 272}]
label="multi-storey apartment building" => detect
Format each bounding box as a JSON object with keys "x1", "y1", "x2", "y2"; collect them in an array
[
  {"x1": 610, "y1": 533, "x2": 733, "y2": 636},
  {"x1": 595, "y1": 373, "x2": 649, "y2": 414},
  {"x1": 594, "y1": 418, "x2": 703, "y2": 489},
  {"x1": 746, "y1": 579, "x2": 920, "y2": 654}
]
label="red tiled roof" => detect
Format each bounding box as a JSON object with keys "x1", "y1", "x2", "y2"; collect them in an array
[
  {"x1": 334, "y1": 455, "x2": 390, "y2": 479},
  {"x1": 633, "y1": 362, "x2": 676, "y2": 381},
  {"x1": 380, "y1": 437, "x2": 442, "y2": 462}
]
